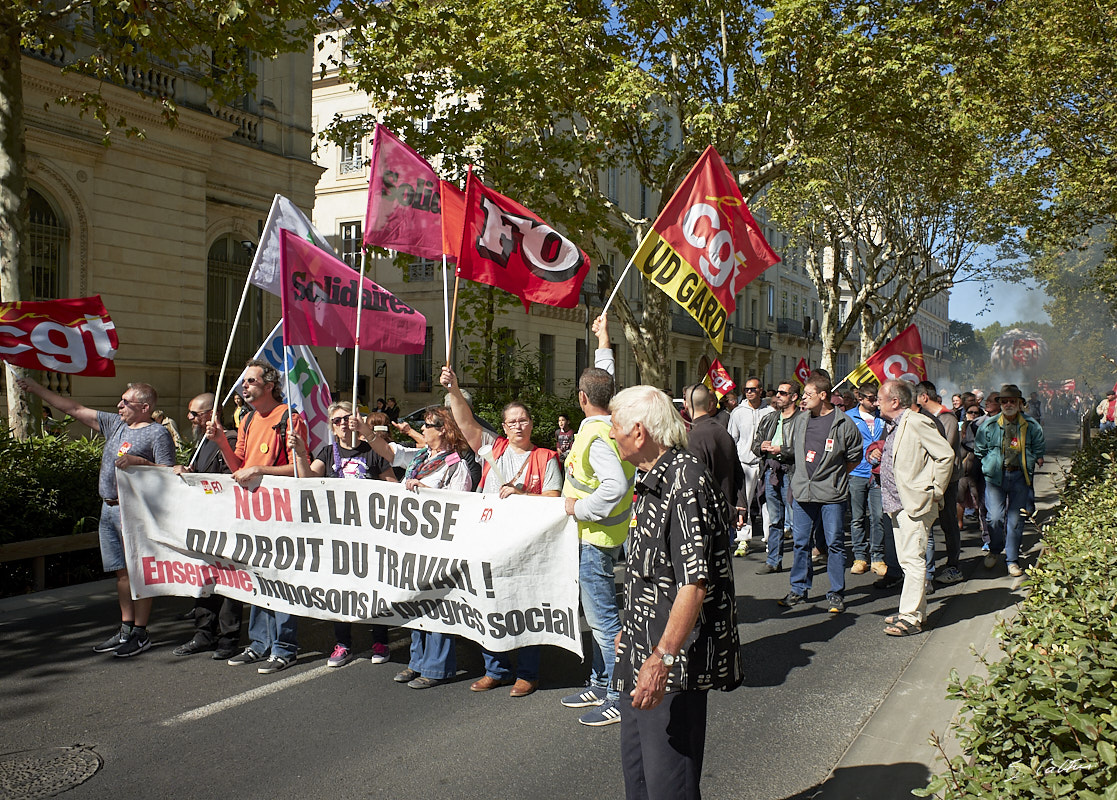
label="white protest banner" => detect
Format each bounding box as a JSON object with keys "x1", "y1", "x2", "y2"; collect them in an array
[{"x1": 118, "y1": 468, "x2": 582, "y2": 656}]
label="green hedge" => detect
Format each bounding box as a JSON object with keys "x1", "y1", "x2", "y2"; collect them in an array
[{"x1": 917, "y1": 432, "x2": 1117, "y2": 799}]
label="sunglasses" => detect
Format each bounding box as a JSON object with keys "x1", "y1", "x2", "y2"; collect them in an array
[
  {"x1": 243, "y1": 376, "x2": 267, "y2": 386},
  {"x1": 331, "y1": 415, "x2": 351, "y2": 425},
  {"x1": 744, "y1": 386, "x2": 761, "y2": 392},
  {"x1": 187, "y1": 409, "x2": 211, "y2": 419},
  {"x1": 421, "y1": 420, "x2": 444, "y2": 430},
  {"x1": 776, "y1": 390, "x2": 792, "y2": 396}
]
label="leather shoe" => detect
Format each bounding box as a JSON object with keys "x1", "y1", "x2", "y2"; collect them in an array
[
  {"x1": 173, "y1": 639, "x2": 214, "y2": 657},
  {"x1": 509, "y1": 679, "x2": 539, "y2": 697},
  {"x1": 470, "y1": 675, "x2": 514, "y2": 692},
  {"x1": 212, "y1": 646, "x2": 239, "y2": 660},
  {"x1": 756, "y1": 563, "x2": 782, "y2": 574}
]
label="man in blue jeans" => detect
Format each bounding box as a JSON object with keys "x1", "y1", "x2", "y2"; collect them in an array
[
  {"x1": 779, "y1": 374, "x2": 864, "y2": 613},
  {"x1": 974, "y1": 384, "x2": 1045, "y2": 577},
  {"x1": 752, "y1": 380, "x2": 801, "y2": 573},
  {"x1": 846, "y1": 384, "x2": 887, "y2": 577},
  {"x1": 560, "y1": 312, "x2": 635, "y2": 726}
]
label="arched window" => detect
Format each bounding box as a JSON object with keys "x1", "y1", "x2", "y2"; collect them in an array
[
  {"x1": 28, "y1": 188, "x2": 69, "y2": 300},
  {"x1": 206, "y1": 235, "x2": 263, "y2": 383}
]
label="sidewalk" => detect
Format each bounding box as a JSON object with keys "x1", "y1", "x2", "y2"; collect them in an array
[{"x1": 813, "y1": 423, "x2": 1072, "y2": 800}]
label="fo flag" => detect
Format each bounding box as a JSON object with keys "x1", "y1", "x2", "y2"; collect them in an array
[
  {"x1": 225, "y1": 321, "x2": 333, "y2": 454},
  {"x1": 703, "y1": 359, "x2": 736, "y2": 399},
  {"x1": 457, "y1": 171, "x2": 591, "y2": 311},
  {"x1": 843, "y1": 324, "x2": 927, "y2": 387},
  {"x1": 631, "y1": 146, "x2": 780, "y2": 352},
  {"x1": 0, "y1": 295, "x2": 117, "y2": 376},
  {"x1": 364, "y1": 124, "x2": 444, "y2": 259},
  {"x1": 279, "y1": 230, "x2": 427, "y2": 353},
  {"x1": 250, "y1": 195, "x2": 338, "y2": 297}
]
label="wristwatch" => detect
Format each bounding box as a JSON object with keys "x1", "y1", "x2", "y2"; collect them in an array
[{"x1": 654, "y1": 647, "x2": 677, "y2": 667}]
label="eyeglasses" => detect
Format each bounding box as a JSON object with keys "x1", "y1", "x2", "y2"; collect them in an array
[
  {"x1": 187, "y1": 409, "x2": 211, "y2": 419},
  {"x1": 120, "y1": 398, "x2": 142, "y2": 407},
  {"x1": 504, "y1": 419, "x2": 530, "y2": 428},
  {"x1": 331, "y1": 415, "x2": 351, "y2": 425}
]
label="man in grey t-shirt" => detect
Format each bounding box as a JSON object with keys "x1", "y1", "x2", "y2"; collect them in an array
[{"x1": 17, "y1": 376, "x2": 176, "y2": 657}]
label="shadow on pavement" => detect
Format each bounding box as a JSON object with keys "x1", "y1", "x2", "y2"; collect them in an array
[{"x1": 783, "y1": 761, "x2": 933, "y2": 800}]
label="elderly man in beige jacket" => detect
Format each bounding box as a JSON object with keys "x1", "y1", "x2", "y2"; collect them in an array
[{"x1": 874, "y1": 379, "x2": 955, "y2": 636}]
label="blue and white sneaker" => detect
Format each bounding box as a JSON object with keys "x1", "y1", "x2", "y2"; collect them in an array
[
  {"x1": 561, "y1": 686, "x2": 607, "y2": 708},
  {"x1": 579, "y1": 698, "x2": 621, "y2": 726}
]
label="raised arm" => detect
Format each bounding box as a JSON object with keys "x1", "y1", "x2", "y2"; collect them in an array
[
  {"x1": 440, "y1": 365, "x2": 483, "y2": 453},
  {"x1": 15, "y1": 375, "x2": 100, "y2": 431}
]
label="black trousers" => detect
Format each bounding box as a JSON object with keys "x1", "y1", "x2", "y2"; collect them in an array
[
  {"x1": 620, "y1": 689, "x2": 708, "y2": 800},
  {"x1": 193, "y1": 595, "x2": 243, "y2": 649}
]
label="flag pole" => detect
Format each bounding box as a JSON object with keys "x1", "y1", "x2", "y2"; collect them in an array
[
  {"x1": 601, "y1": 252, "x2": 637, "y2": 317},
  {"x1": 446, "y1": 274, "x2": 461, "y2": 367},
  {"x1": 282, "y1": 323, "x2": 300, "y2": 479},
  {"x1": 352, "y1": 248, "x2": 367, "y2": 409},
  {"x1": 443, "y1": 254, "x2": 451, "y2": 363}
]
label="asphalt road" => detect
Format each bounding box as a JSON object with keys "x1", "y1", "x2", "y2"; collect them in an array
[{"x1": 0, "y1": 417, "x2": 1079, "y2": 800}]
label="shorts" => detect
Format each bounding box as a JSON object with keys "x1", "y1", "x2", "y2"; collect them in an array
[{"x1": 98, "y1": 501, "x2": 127, "y2": 572}]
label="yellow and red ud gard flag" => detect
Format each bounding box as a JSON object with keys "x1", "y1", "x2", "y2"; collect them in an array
[
  {"x1": 632, "y1": 146, "x2": 780, "y2": 351},
  {"x1": 703, "y1": 358, "x2": 736, "y2": 399}
]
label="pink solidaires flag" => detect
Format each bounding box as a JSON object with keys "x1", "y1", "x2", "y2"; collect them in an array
[
  {"x1": 363, "y1": 123, "x2": 443, "y2": 259},
  {"x1": 279, "y1": 230, "x2": 427, "y2": 354}
]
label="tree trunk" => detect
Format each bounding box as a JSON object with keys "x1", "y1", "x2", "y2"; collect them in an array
[{"x1": 0, "y1": 17, "x2": 32, "y2": 438}]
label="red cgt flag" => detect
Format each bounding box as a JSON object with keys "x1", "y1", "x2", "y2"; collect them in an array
[
  {"x1": 794, "y1": 358, "x2": 811, "y2": 386},
  {"x1": 280, "y1": 230, "x2": 427, "y2": 353},
  {"x1": 703, "y1": 358, "x2": 737, "y2": 399},
  {"x1": 844, "y1": 324, "x2": 927, "y2": 387},
  {"x1": 456, "y1": 171, "x2": 591, "y2": 311},
  {"x1": 0, "y1": 295, "x2": 118, "y2": 376},
  {"x1": 364, "y1": 124, "x2": 444, "y2": 259}
]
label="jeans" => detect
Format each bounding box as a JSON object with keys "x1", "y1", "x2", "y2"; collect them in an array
[
  {"x1": 482, "y1": 646, "x2": 541, "y2": 681},
  {"x1": 985, "y1": 470, "x2": 1030, "y2": 564},
  {"x1": 409, "y1": 631, "x2": 456, "y2": 679},
  {"x1": 926, "y1": 482, "x2": 961, "y2": 578},
  {"x1": 764, "y1": 473, "x2": 789, "y2": 568},
  {"x1": 790, "y1": 501, "x2": 846, "y2": 599},
  {"x1": 248, "y1": 606, "x2": 298, "y2": 659},
  {"x1": 848, "y1": 475, "x2": 884, "y2": 563},
  {"x1": 579, "y1": 541, "x2": 622, "y2": 701},
  {"x1": 98, "y1": 502, "x2": 126, "y2": 572}
]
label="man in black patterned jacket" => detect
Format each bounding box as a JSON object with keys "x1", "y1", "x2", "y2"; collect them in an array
[{"x1": 609, "y1": 385, "x2": 742, "y2": 800}]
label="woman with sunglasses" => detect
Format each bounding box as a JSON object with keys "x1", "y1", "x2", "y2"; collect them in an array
[
  {"x1": 291, "y1": 402, "x2": 397, "y2": 668},
  {"x1": 356, "y1": 406, "x2": 473, "y2": 688}
]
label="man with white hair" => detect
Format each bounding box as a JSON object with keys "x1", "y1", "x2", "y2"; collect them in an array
[{"x1": 609, "y1": 386, "x2": 742, "y2": 800}]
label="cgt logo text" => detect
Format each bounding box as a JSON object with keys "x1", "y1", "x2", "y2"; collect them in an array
[
  {"x1": 881, "y1": 352, "x2": 925, "y2": 384},
  {"x1": 200, "y1": 480, "x2": 224, "y2": 495}
]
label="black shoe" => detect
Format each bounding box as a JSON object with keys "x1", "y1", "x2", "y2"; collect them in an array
[
  {"x1": 826, "y1": 594, "x2": 845, "y2": 614},
  {"x1": 778, "y1": 592, "x2": 808, "y2": 608},
  {"x1": 874, "y1": 575, "x2": 903, "y2": 590},
  {"x1": 178, "y1": 608, "x2": 197, "y2": 621},
  {"x1": 173, "y1": 639, "x2": 215, "y2": 657},
  {"x1": 756, "y1": 563, "x2": 783, "y2": 574},
  {"x1": 213, "y1": 645, "x2": 240, "y2": 660}
]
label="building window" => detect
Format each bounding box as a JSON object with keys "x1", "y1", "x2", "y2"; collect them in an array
[
  {"x1": 206, "y1": 235, "x2": 263, "y2": 379},
  {"x1": 675, "y1": 360, "x2": 687, "y2": 399},
  {"x1": 405, "y1": 258, "x2": 437, "y2": 282},
  {"x1": 767, "y1": 286, "x2": 775, "y2": 319},
  {"x1": 404, "y1": 326, "x2": 435, "y2": 392},
  {"x1": 606, "y1": 167, "x2": 618, "y2": 203},
  {"x1": 780, "y1": 290, "x2": 788, "y2": 318},
  {"x1": 28, "y1": 188, "x2": 68, "y2": 300},
  {"x1": 495, "y1": 326, "x2": 516, "y2": 384},
  {"x1": 835, "y1": 353, "x2": 849, "y2": 378},
  {"x1": 340, "y1": 135, "x2": 364, "y2": 174},
  {"x1": 751, "y1": 298, "x2": 758, "y2": 327},
  {"x1": 539, "y1": 334, "x2": 554, "y2": 394},
  {"x1": 340, "y1": 221, "x2": 362, "y2": 269}
]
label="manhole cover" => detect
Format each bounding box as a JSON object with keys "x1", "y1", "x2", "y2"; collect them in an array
[{"x1": 0, "y1": 746, "x2": 102, "y2": 799}]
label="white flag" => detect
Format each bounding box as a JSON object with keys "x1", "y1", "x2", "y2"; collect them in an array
[
  {"x1": 250, "y1": 194, "x2": 339, "y2": 296},
  {"x1": 225, "y1": 321, "x2": 333, "y2": 454}
]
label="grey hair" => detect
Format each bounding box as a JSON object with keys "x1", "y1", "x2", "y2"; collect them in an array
[
  {"x1": 610, "y1": 385, "x2": 688, "y2": 449},
  {"x1": 882, "y1": 378, "x2": 914, "y2": 408}
]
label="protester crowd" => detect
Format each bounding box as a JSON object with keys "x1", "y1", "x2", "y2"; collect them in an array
[{"x1": 17, "y1": 316, "x2": 1070, "y2": 800}]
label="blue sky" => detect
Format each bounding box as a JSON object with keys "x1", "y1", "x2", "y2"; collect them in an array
[{"x1": 950, "y1": 276, "x2": 1051, "y2": 328}]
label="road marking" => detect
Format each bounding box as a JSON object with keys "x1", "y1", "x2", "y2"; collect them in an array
[{"x1": 161, "y1": 663, "x2": 331, "y2": 726}]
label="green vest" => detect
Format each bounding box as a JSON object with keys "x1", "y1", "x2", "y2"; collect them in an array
[{"x1": 562, "y1": 418, "x2": 636, "y2": 547}]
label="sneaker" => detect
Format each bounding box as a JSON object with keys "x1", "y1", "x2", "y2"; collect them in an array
[
  {"x1": 1007, "y1": 562, "x2": 1024, "y2": 578},
  {"x1": 579, "y1": 699, "x2": 621, "y2": 726},
  {"x1": 258, "y1": 654, "x2": 295, "y2": 674},
  {"x1": 407, "y1": 676, "x2": 444, "y2": 689},
  {"x1": 93, "y1": 626, "x2": 131, "y2": 654},
  {"x1": 756, "y1": 563, "x2": 782, "y2": 575},
  {"x1": 227, "y1": 647, "x2": 264, "y2": 666},
  {"x1": 937, "y1": 566, "x2": 963, "y2": 585},
  {"x1": 733, "y1": 541, "x2": 749, "y2": 557},
  {"x1": 778, "y1": 592, "x2": 808, "y2": 608},
  {"x1": 981, "y1": 542, "x2": 990, "y2": 552},
  {"x1": 870, "y1": 561, "x2": 888, "y2": 576},
  {"x1": 983, "y1": 552, "x2": 999, "y2": 569},
  {"x1": 114, "y1": 631, "x2": 151, "y2": 658},
  {"x1": 173, "y1": 638, "x2": 215, "y2": 657},
  {"x1": 850, "y1": 560, "x2": 869, "y2": 575},
  {"x1": 561, "y1": 686, "x2": 607, "y2": 708},
  {"x1": 327, "y1": 644, "x2": 354, "y2": 668},
  {"x1": 925, "y1": 579, "x2": 936, "y2": 596},
  {"x1": 394, "y1": 668, "x2": 420, "y2": 683},
  {"x1": 369, "y1": 642, "x2": 390, "y2": 664},
  {"x1": 826, "y1": 594, "x2": 845, "y2": 614}
]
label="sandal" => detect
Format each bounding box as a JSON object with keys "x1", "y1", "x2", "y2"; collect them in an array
[
  {"x1": 884, "y1": 618, "x2": 922, "y2": 637},
  {"x1": 884, "y1": 614, "x2": 900, "y2": 625}
]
